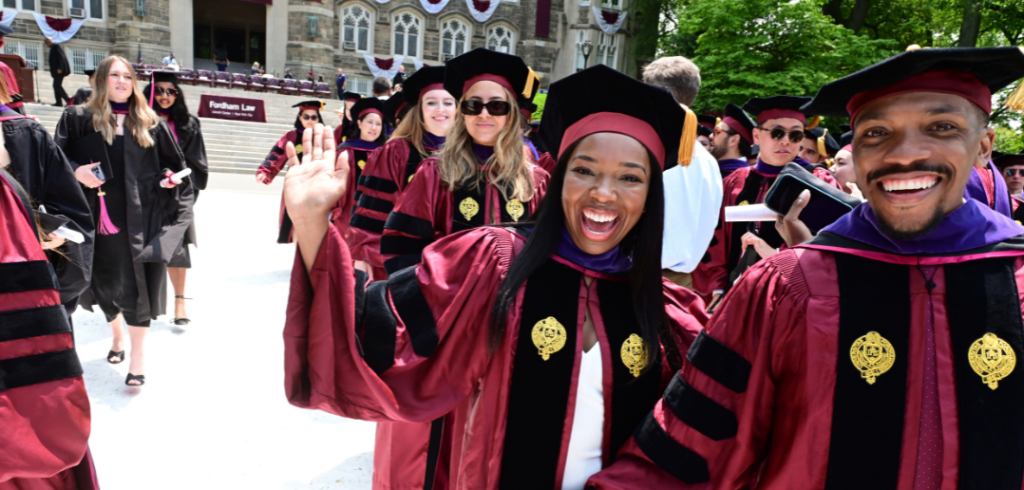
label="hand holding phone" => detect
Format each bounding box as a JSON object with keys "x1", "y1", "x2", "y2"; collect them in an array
[{"x1": 74, "y1": 162, "x2": 105, "y2": 188}]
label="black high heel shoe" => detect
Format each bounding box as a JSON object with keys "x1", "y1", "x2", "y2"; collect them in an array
[
  {"x1": 172, "y1": 295, "x2": 191, "y2": 325},
  {"x1": 107, "y1": 350, "x2": 125, "y2": 364},
  {"x1": 126, "y1": 373, "x2": 146, "y2": 386}
]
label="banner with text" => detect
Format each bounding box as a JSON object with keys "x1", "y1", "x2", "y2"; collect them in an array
[{"x1": 198, "y1": 94, "x2": 266, "y2": 123}]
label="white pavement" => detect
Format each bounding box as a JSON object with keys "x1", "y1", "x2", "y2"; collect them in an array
[{"x1": 71, "y1": 173, "x2": 375, "y2": 489}]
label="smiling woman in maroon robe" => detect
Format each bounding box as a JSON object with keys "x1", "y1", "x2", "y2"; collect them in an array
[
  {"x1": 280, "y1": 64, "x2": 707, "y2": 490},
  {"x1": 587, "y1": 46, "x2": 1024, "y2": 490}
]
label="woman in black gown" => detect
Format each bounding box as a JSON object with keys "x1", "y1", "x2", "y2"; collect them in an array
[{"x1": 55, "y1": 55, "x2": 193, "y2": 387}]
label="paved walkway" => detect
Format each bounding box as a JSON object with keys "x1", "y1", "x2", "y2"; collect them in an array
[{"x1": 71, "y1": 173, "x2": 375, "y2": 489}]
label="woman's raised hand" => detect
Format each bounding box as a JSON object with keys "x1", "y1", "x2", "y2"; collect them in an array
[{"x1": 283, "y1": 123, "x2": 348, "y2": 226}]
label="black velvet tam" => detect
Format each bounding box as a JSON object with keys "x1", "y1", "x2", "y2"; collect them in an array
[
  {"x1": 742, "y1": 95, "x2": 814, "y2": 123},
  {"x1": 350, "y1": 97, "x2": 385, "y2": 121},
  {"x1": 442, "y1": 47, "x2": 534, "y2": 104},
  {"x1": 403, "y1": 66, "x2": 447, "y2": 105},
  {"x1": 806, "y1": 127, "x2": 841, "y2": 156}
]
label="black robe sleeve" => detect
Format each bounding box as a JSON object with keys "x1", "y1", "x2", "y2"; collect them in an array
[
  {"x1": 136, "y1": 119, "x2": 193, "y2": 264},
  {"x1": 179, "y1": 115, "x2": 209, "y2": 191},
  {"x1": 53, "y1": 105, "x2": 94, "y2": 171}
]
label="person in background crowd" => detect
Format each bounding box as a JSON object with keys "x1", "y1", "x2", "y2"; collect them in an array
[
  {"x1": 710, "y1": 103, "x2": 755, "y2": 178},
  {"x1": 214, "y1": 52, "x2": 229, "y2": 72},
  {"x1": 307, "y1": 69, "x2": 315, "y2": 82},
  {"x1": 372, "y1": 76, "x2": 392, "y2": 99},
  {"x1": 996, "y1": 153, "x2": 1024, "y2": 198},
  {"x1": 251, "y1": 62, "x2": 263, "y2": 75},
  {"x1": 281, "y1": 63, "x2": 705, "y2": 490},
  {"x1": 392, "y1": 64, "x2": 405, "y2": 87},
  {"x1": 71, "y1": 69, "x2": 95, "y2": 105},
  {"x1": 641, "y1": 55, "x2": 723, "y2": 290},
  {"x1": 46, "y1": 36, "x2": 71, "y2": 107},
  {"x1": 256, "y1": 100, "x2": 323, "y2": 243},
  {"x1": 145, "y1": 71, "x2": 209, "y2": 326},
  {"x1": 330, "y1": 96, "x2": 385, "y2": 234},
  {"x1": 0, "y1": 25, "x2": 24, "y2": 114},
  {"x1": 0, "y1": 168, "x2": 99, "y2": 490},
  {"x1": 964, "y1": 147, "x2": 1012, "y2": 217},
  {"x1": 379, "y1": 48, "x2": 548, "y2": 274},
  {"x1": 335, "y1": 68, "x2": 346, "y2": 98},
  {"x1": 696, "y1": 114, "x2": 716, "y2": 152},
  {"x1": 283, "y1": 67, "x2": 294, "y2": 79},
  {"x1": 348, "y1": 65, "x2": 451, "y2": 282},
  {"x1": 692, "y1": 96, "x2": 840, "y2": 311},
  {"x1": 587, "y1": 46, "x2": 1024, "y2": 490},
  {"x1": 797, "y1": 126, "x2": 840, "y2": 166},
  {"x1": 334, "y1": 91, "x2": 361, "y2": 141},
  {"x1": 55, "y1": 55, "x2": 193, "y2": 387},
  {"x1": 162, "y1": 52, "x2": 179, "y2": 71}
]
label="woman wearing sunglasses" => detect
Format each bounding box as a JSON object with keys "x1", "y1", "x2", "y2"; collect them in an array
[
  {"x1": 347, "y1": 66, "x2": 452, "y2": 282},
  {"x1": 691, "y1": 96, "x2": 840, "y2": 312},
  {"x1": 145, "y1": 71, "x2": 208, "y2": 326},
  {"x1": 55, "y1": 56, "x2": 193, "y2": 386},
  {"x1": 378, "y1": 48, "x2": 549, "y2": 275},
  {"x1": 281, "y1": 64, "x2": 706, "y2": 490},
  {"x1": 256, "y1": 100, "x2": 324, "y2": 243},
  {"x1": 329, "y1": 96, "x2": 386, "y2": 235}
]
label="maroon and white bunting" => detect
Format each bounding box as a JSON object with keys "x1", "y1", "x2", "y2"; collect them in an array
[
  {"x1": 364, "y1": 54, "x2": 405, "y2": 79},
  {"x1": 592, "y1": 7, "x2": 626, "y2": 35},
  {"x1": 412, "y1": 58, "x2": 426, "y2": 71},
  {"x1": 0, "y1": 10, "x2": 17, "y2": 32},
  {"x1": 32, "y1": 13, "x2": 86, "y2": 44},
  {"x1": 467, "y1": 0, "x2": 499, "y2": 22},
  {"x1": 420, "y1": 0, "x2": 450, "y2": 14}
]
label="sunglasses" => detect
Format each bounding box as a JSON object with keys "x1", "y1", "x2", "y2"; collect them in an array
[
  {"x1": 757, "y1": 127, "x2": 805, "y2": 143},
  {"x1": 460, "y1": 99, "x2": 511, "y2": 117},
  {"x1": 300, "y1": 114, "x2": 319, "y2": 121},
  {"x1": 1006, "y1": 169, "x2": 1024, "y2": 177},
  {"x1": 154, "y1": 87, "x2": 179, "y2": 97}
]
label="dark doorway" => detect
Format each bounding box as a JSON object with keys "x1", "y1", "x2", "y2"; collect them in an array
[
  {"x1": 192, "y1": 0, "x2": 266, "y2": 73},
  {"x1": 215, "y1": 27, "x2": 246, "y2": 64}
]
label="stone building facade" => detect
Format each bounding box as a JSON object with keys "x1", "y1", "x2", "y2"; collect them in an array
[{"x1": 1, "y1": 0, "x2": 635, "y2": 96}]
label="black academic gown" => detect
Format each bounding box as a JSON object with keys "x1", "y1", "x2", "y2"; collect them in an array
[
  {"x1": 171, "y1": 114, "x2": 208, "y2": 261},
  {"x1": 54, "y1": 105, "x2": 193, "y2": 323},
  {"x1": 1, "y1": 107, "x2": 94, "y2": 314}
]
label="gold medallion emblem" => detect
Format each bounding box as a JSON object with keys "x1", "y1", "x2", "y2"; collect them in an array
[
  {"x1": 968, "y1": 333, "x2": 1016, "y2": 390},
  {"x1": 850, "y1": 331, "x2": 896, "y2": 385},
  {"x1": 294, "y1": 144, "x2": 303, "y2": 155},
  {"x1": 506, "y1": 199, "x2": 525, "y2": 222},
  {"x1": 738, "y1": 200, "x2": 749, "y2": 206},
  {"x1": 459, "y1": 197, "x2": 479, "y2": 221},
  {"x1": 621, "y1": 334, "x2": 649, "y2": 378},
  {"x1": 531, "y1": 317, "x2": 567, "y2": 361},
  {"x1": 358, "y1": 159, "x2": 367, "y2": 170}
]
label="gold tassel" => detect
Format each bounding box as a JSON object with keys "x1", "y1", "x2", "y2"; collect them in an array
[
  {"x1": 715, "y1": 117, "x2": 722, "y2": 127},
  {"x1": 1006, "y1": 81, "x2": 1024, "y2": 113},
  {"x1": 817, "y1": 128, "x2": 828, "y2": 157},
  {"x1": 805, "y1": 115, "x2": 820, "y2": 130},
  {"x1": 678, "y1": 104, "x2": 698, "y2": 167},
  {"x1": 825, "y1": 157, "x2": 834, "y2": 169},
  {"x1": 523, "y1": 68, "x2": 539, "y2": 100}
]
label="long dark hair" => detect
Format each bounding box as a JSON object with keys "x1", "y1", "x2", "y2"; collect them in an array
[
  {"x1": 487, "y1": 141, "x2": 681, "y2": 371},
  {"x1": 294, "y1": 109, "x2": 324, "y2": 130},
  {"x1": 346, "y1": 113, "x2": 388, "y2": 145},
  {"x1": 143, "y1": 79, "x2": 191, "y2": 131}
]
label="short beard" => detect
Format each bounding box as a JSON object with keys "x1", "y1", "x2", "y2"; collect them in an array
[
  {"x1": 876, "y1": 204, "x2": 946, "y2": 241},
  {"x1": 711, "y1": 143, "x2": 727, "y2": 160}
]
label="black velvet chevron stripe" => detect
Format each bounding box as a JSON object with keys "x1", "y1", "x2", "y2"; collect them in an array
[
  {"x1": 380, "y1": 236, "x2": 433, "y2": 256},
  {"x1": 278, "y1": 210, "x2": 294, "y2": 244},
  {"x1": 388, "y1": 266, "x2": 438, "y2": 358},
  {"x1": 353, "y1": 270, "x2": 369, "y2": 357},
  {"x1": 0, "y1": 348, "x2": 83, "y2": 392},
  {"x1": 403, "y1": 140, "x2": 426, "y2": 184},
  {"x1": 499, "y1": 259, "x2": 580, "y2": 489},
  {"x1": 350, "y1": 214, "x2": 386, "y2": 234},
  {"x1": 634, "y1": 411, "x2": 710, "y2": 484},
  {"x1": 686, "y1": 331, "x2": 751, "y2": 394},
  {"x1": 357, "y1": 194, "x2": 395, "y2": 214},
  {"x1": 357, "y1": 175, "x2": 399, "y2": 195},
  {"x1": 945, "y1": 258, "x2": 1024, "y2": 490},
  {"x1": 0, "y1": 261, "x2": 59, "y2": 295},
  {"x1": 423, "y1": 416, "x2": 445, "y2": 490},
  {"x1": 663, "y1": 372, "x2": 738, "y2": 441},
  {"x1": 362, "y1": 281, "x2": 398, "y2": 375},
  {"x1": 385, "y1": 212, "x2": 434, "y2": 239},
  {"x1": 384, "y1": 254, "x2": 422, "y2": 276},
  {"x1": 727, "y1": 171, "x2": 765, "y2": 275},
  {"x1": 0, "y1": 305, "x2": 71, "y2": 343},
  {"x1": 825, "y1": 253, "x2": 909, "y2": 490}
]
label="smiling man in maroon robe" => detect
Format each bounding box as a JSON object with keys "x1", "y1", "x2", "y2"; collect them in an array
[{"x1": 587, "y1": 46, "x2": 1024, "y2": 490}]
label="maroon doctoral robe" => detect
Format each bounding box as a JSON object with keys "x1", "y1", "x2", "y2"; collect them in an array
[
  {"x1": 588, "y1": 201, "x2": 1024, "y2": 490},
  {"x1": 257, "y1": 129, "x2": 303, "y2": 243},
  {"x1": 0, "y1": 169, "x2": 97, "y2": 490},
  {"x1": 380, "y1": 158, "x2": 549, "y2": 275},
  {"x1": 284, "y1": 225, "x2": 707, "y2": 490},
  {"x1": 691, "y1": 162, "x2": 840, "y2": 303}
]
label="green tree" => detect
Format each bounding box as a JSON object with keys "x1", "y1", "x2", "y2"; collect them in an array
[{"x1": 662, "y1": 0, "x2": 895, "y2": 119}]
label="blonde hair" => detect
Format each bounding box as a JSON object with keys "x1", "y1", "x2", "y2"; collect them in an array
[
  {"x1": 88, "y1": 55, "x2": 160, "y2": 147},
  {"x1": 436, "y1": 86, "x2": 535, "y2": 202},
  {"x1": 389, "y1": 102, "x2": 430, "y2": 158}
]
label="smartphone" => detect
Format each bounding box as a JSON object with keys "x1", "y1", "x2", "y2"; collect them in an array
[{"x1": 91, "y1": 165, "x2": 106, "y2": 181}]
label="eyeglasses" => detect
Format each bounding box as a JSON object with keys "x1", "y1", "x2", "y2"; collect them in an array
[
  {"x1": 460, "y1": 100, "x2": 511, "y2": 117},
  {"x1": 300, "y1": 114, "x2": 319, "y2": 121},
  {"x1": 757, "y1": 127, "x2": 805, "y2": 143},
  {"x1": 154, "y1": 87, "x2": 178, "y2": 97},
  {"x1": 1005, "y1": 169, "x2": 1023, "y2": 177},
  {"x1": 714, "y1": 127, "x2": 737, "y2": 137}
]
